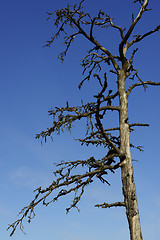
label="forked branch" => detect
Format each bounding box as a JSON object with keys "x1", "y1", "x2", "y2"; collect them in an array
[{"x1": 119, "y1": 0, "x2": 149, "y2": 60}]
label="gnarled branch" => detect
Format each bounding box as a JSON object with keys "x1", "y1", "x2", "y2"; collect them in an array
[{"x1": 8, "y1": 152, "x2": 124, "y2": 236}]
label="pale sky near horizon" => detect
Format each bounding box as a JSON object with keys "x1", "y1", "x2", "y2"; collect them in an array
[{"x1": 1, "y1": 0, "x2": 160, "y2": 239}]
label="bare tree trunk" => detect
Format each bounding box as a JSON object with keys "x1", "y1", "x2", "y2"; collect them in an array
[{"x1": 118, "y1": 70, "x2": 143, "y2": 240}]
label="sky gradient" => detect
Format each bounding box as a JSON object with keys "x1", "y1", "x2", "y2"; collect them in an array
[{"x1": 1, "y1": 0, "x2": 160, "y2": 239}]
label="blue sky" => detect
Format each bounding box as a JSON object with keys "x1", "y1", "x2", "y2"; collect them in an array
[{"x1": 0, "y1": 0, "x2": 160, "y2": 239}]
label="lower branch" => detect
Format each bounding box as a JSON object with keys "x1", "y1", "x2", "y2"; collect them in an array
[
  {"x1": 95, "y1": 201, "x2": 125, "y2": 208},
  {"x1": 7, "y1": 155, "x2": 124, "y2": 236}
]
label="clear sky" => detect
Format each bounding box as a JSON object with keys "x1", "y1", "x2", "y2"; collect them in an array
[{"x1": 0, "y1": 0, "x2": 160, "y2": 239}]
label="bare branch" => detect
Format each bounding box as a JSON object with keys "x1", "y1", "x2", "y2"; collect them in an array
[
  {"x1": 58, "y1": 32, "x2": 80, "y2": 62},
  {"x1": 8, "y1": 152, "x2": 124, "y2": 235},
  {"x1": 36, "y1": 104, "x2": 119, "y2": 140},
  {"x1": 127, "y1": 81, "x2": 160, "y2": 96},
  {"x1": 90, "y1": 17, "x2": 96, "y2": 39},
  {"x1": 129, "y1": 69, "x2": 149, "y2": 91},
  {"x1": 36, "y1": 84, "x2": 119, "y2": 141},
  {"x1": 79, "y1": 52, "x2": 120, "y2": 88},
  {"x1": 127, "y1": 48, "x2": 138, "y2": 72},
  {"x1": 127, "y1": 24, "x2": 160, "y2": 50},
  {"x1": 119, "y1": 0, "x2": 149, "y2": 61},
  {"x1": 133, "y1": 0, "x2": 144, "y2": 5},
  {"x1": 130, "y1": 144, "x2": 144, "y2": 152},
  {"x1": 95, "y1": 201, "x2": 125, "y2": 208},
  {"x1": 129, "y1": 123, "x2": 149, "y2": 132},
  {"x1": 76, "y1": 131, "x2": 120, "y2": 148},
  {"x1": 70, "y1": 16, "x2": 120, "y2": 71},
  {"x1": 109, "y1": 17, "x2": 125, "y2": 39},
  {"x1": 94, "y1": 85, "x2": 121, "y2": 154},
  {"x1": 130, "y1": 123, "x2": 149, "y2": 127},
  {"x1": 45, "y1": 3, "x2": 121, "y2": 71}
]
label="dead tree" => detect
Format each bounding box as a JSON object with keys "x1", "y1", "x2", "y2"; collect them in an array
[{"x1": 8, "y1": 0, "x2": 160, "y2": 239}]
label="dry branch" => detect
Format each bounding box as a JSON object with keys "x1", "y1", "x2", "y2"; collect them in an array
[
  {"x1": 95, "y1": 201, "x2": 125, "y2": 208},
  {"x1": 127, "y1": 81, "x2": 160, "y2": 96}
]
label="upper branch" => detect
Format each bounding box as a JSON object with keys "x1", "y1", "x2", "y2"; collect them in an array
[
  {"x1": 109, "y1": 17, "x2": 125, "y2": 39},
  {"x1": 126, "y1": 24, "x2": 160, "y2": 51},
  {"x1": 119, "y1": 0, "x2": 149, "y2": 61},
  {"x1": 127, "y1": 81, "x2": 160, "y2": 96},
  {"x1": 45, "y1": 2, "x2": 120, "y2": 72},
  {"x1": 70, "y1": 16, "x2": 120, "y2": 71}
]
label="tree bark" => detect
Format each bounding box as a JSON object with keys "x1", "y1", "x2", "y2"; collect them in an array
[{"x1": 118, "y1": 70, "x2": 143, "y2": 240}]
